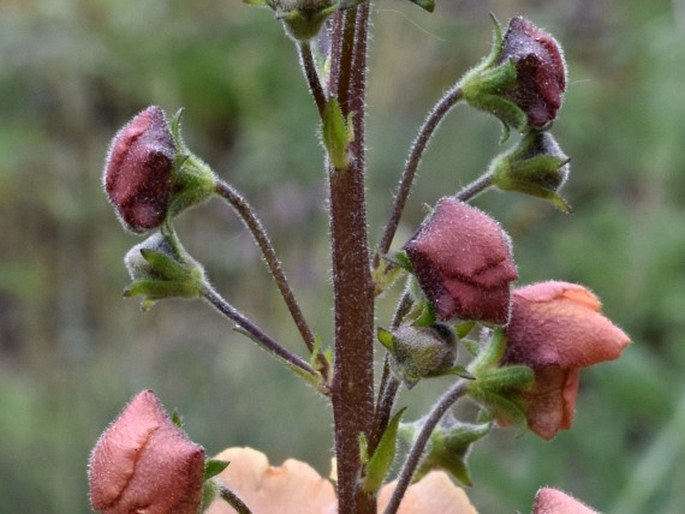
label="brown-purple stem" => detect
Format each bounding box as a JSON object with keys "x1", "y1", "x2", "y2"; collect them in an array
[{"x1": 327, "y1": 4, "x2": 376, "y2": 514}]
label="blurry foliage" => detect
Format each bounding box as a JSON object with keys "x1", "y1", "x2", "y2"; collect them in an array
[{"x1": 0, "y1": 0, "x2": 684, "y2": 512}]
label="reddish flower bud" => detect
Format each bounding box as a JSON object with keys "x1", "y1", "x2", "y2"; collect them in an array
[
  {"x1": 499, "y1": 17, "x2": 567, "y2": 129},
  {"x1": 501, "y1": 281, "x2": 630, "y2": 439},
  {"x1": 533, "y1": 487, "x2": 599, "y2": 514},
  {"x1": 404, "y1": 197, "x2": 518, "y2": 324},
  {"x1": 104, "y1": 106, "x2": 176, "y2": 233},
  {"x1": 89, "y1": 390, "x2": 205, "y2": 514}
]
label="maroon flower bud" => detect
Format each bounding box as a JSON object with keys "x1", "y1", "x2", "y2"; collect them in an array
[
  {"x1": 499, "y1": 17, "x2": 567, "y2": 129},
  {"x1": 501, "y1": 281, "x2": 630, "y2": 439},
  {"x1": 404, "y1": 197, "x2": 518, "y2": 324},
  {"x1": 104, "y1": 106, "x2": 176, "y2": 233},
  {"x1": 89, "y1": 390, "x2": 205, "y2": 514}
]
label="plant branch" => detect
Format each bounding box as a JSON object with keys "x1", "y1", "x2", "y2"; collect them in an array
[
  {"x1": 218, "y1": 485, "x2": 253, "y2": 514},
  {"x1": 202, "y1": 284, "x2": 318, "y2": 379},
  {"x1": 376, "y1": 86, "x2": 463, "y2": 263},
  {"x1": 455, "y1": 171, "x2": 494, "y2": 202},
  {"x1": 214, "y1": 179, "x2": 317, "y2": 356},
  {"x1": 383, "y1": 380, "x2": 468, "y2": 514},
  {"x1": 298, "y1": 41, "x2": 327, "y2": 117}
]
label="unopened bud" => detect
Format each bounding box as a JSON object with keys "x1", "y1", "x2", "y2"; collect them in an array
[{"x1": 88, "y1": 390, "x2": 205, "y2": 514}]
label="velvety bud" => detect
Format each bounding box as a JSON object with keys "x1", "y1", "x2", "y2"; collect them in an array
[
  {"x1": 501, "y1": 281, "x2": 630, "y2": 439},
  {"x1": 499, "y1": 17, "x2": 567, "y2": 129},
  {"x1": 533, "y1": 487, "x2": 599, "y2": 514},
  {"x1": 404, "y1": 197, "x2": 518, "y2": 324},
  {"x1": 89, "y1": 390, "x2": 205, "y2": 514},
  {"x1": 104, "y1": 106, "x2": 176, "y2": 233},
  {"x1": 381, "y1": 323, "x2": 457, "y2": 388},
  {"x1": 491, "y1": 131, "x2": 571, "y2": 212},
  {"x1": 269, "y1": 0, "x2": 337, "y2": 41},
  {"x1": 460, "y1": 16, "x2": 566, "y2": 132}
]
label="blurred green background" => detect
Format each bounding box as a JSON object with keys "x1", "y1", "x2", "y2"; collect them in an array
[{"x1": 1, "y1": 0, "x2": 684, "y2": 512}]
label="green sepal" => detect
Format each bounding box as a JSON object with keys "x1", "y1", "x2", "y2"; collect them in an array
[
  {"x1": 243, "y1": 0, "x2": 268, "y2": 5},
  {"x1": 455, "y1": 321, "x2": 476, "y2": 339},
  {"x1": 406, "y1": 0, "x2": 435, "y2": 12},
  {"x1": 377, "y1": 327, "x2": 395, "y2": 351},
  {"x1": 372, "y1": 259, "x2": 405, "y2": 297},
  {"x1": 199, "y1": 478, "x2": 220, "y2": 513},
  {"x1": 124, "y1": 278, "x2": 203, "y2": 310},
  {"x1": 471, "y1": 365, "x2": 534, "y2": 394},
  {"x1": 171, "y1": 410, "x2": 184, "y2": 428},
  {"x1": 442, "y1": 364, "x2": 475, "y2": 380},
  {"x1": 362, "y1": 408, "x2": 407, "y2": 494},
  {"x1": 322, "y1": 99, "x2": 351, "y2": 169},
  {"x1": 461, "y1": 339, "x2": 480, "y2": 357},
  {"x1": 139, "y1": 248, "x2": 189, "y2": 281},
  {"x1": 467, "y1": 328, "x2": 507, "y2": 376},
  {"x1": 467, "y1": 387, "x2": 528, "y2": 429},
  {"x1": 204, "y1": 459, "x2": 230, "y2": 481},
  {"x1": 279, "y1": 4, "x2": 338, "y2": 42},
  {"x1": 383, "y1": 251, "x2": 414, "y2": 273},
  {"x1": 416, "y1": 421, "x2": 490, "y2": 486}
]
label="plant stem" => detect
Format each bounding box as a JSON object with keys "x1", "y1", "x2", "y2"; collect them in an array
[
  {"x1": 455, "y1": 171, "x2": 494, "y2": 202},
  {"x1": 214, "y1": 180, "x2": 317, "y2": 357},
  {"x1": 376, "y1": 86, "x2": 463, "y2": 263},
  {"x1": 383, "y1": 380, "x2": 468, "y2": 514},
  {"x1": 327, "y1": 4, "x2": 376, "y2": 513},
  {"x1": 218, "y1": 485, "x2": 253, "y2": 514},
  {"x1": 202, "y1": 284, "x2": 318, "y2": 380},
  {"x1": 298, "y1": 41, "x2": 327, "y2": 117}
]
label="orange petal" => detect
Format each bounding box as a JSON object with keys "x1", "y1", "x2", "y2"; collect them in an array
[
  {"x1": 379, "y1": 471, "x2": 478, "y2": 514},
  {"x1": 206, "y1": 448, "x2": 337, "y2": 514}
]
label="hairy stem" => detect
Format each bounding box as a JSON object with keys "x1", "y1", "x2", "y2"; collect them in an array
[
  {"x1": 455, "y1": 171, "x2": 494, "y2": 202},
  {"x1": 298, "y1": 41, "x2": 327, "y2": 117},
  {"x1": 383, "y1": 381, "x2": 468, "y2": 514},
  {"x1": 218, "y1": 485, "x2": 253, "y2": 514},
  {"x1": 214, "y1": 180, "x2": 317, "y2": 357},
  {"x1": 376, "y1": 86, "x2": 463, "y2": 263},
  {"x1": 202, "y1": 285, "x2": 317, "y2": 379},
  {"x1": 327, "y1": 4, "x2": 376, "y2": 514}
]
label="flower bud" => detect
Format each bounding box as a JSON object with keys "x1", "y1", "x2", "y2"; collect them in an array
[
  {"x1": 460, "y1": 16, "x2": 567, "y2": 132},
  {"x1": 490, "y1": 130, "x2": 571, "y2": 212},
  {"x1": 404, "y1": 197, "x2": 518, "y2": 325},
  {"x1": 104, "y1": 106, "x2": 176, "y2": 233},
  {"x1": 104, "y1": 107, "x2": 216, "y2": 234},
  {"x1": 88, "y1": 390, "x2": 205, "y2": 514},
  {"x1": 533, "y1": 487, "x2": 599, "y2": 514},
  {"x1": 379, "y1": 323, "x2": 457, "y2": 388},
  {"x1": 269, "y1": 0, "x2": 337, "y2": 42},
  {"x1": 124, "y1": 231, "x2": 206, "y2": 310},
  {"x1": 500, "y1": 281, "x2": 630, "y2": 439}
]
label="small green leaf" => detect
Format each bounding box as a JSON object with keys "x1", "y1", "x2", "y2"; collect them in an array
[
  {"x1": 468, "y1": 328, "x2": 507, "y2": 376},
  {"x1": 407, "y1": 0, "x2": 435, "y2": 12},
  {"x1": 363, "y1": 408, "x2": 407, "y2": 493},
  {"x1": 455, "y1": 321, "x2": 476, "y2": 339},
  {"x1": 171, "y1": 410, "x2": 184, "y2": 428},
  {"x1": 443, "y1": 365, "x2": 475, "y2": 380},
  {"x1": 242, "y1": 0, "x2": 268, "y2": 5},
  {"x1": 383, "y1": 251, "x2": 414, "y2": 273},
  {"x1": 377, "y1": 327, "x2": 395, "y2": 351},
  {"x1": 204, "y1": 459, "x2": 230, "y2": 481},
  {"x1": 322, "y1": 99, "x2": 350, "y2": 169}
]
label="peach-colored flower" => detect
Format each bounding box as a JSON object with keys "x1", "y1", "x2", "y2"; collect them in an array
[
  {"x1": 404, "y1": 197, "x2": 518, "y2": 325},
  {"x1": 533, "y1": 487, "x2": 598, "y2": 514},
  {"x1": 501, "y1": 281, "x2": 630, "y2": 439},
  {"x1": 88, "y1": 390, "x2": 205, "y2": 514},
  {"x1": 206, "y1": 447, "x2": 478, "y2": 514}
]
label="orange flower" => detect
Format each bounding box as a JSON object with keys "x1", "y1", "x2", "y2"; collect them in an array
[
  {"x1": 533, "y1": 487, "x2": 599, "y2": 514},
  {"x1": 206, "y1": 447, "x2": 478, "y2": 514},
  {"x1": 88, "y1": 390, "x2": 205, "y2": 514},
  {"x1": 501, "y1": 281, "x2": 630, "y2": 439}
]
